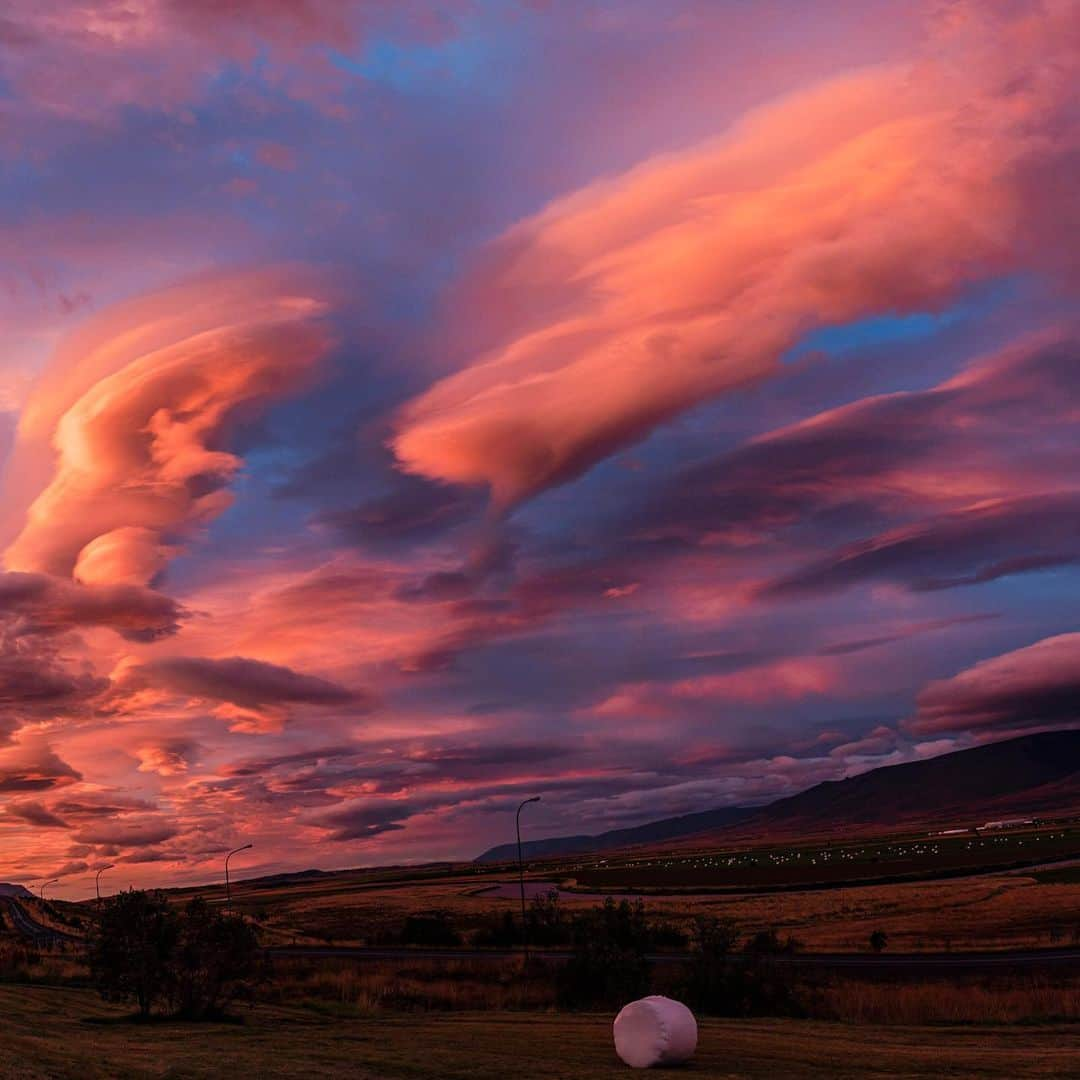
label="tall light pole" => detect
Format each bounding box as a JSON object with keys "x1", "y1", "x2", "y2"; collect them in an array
[
  {"x1": 516, "y1": 796, "x2": 541, "y2": 961},
  {"x1": 40, "y1": 878, "x2": 58, "y2": 901},
  {"x1": 95, "y1": 864, "x2": 115, "y2": 905},
  {"x1": 225, "y1": 844, "x2": 252, "y2": 915}
]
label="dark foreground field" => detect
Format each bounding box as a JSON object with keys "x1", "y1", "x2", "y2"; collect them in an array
[{"x1": 2, "y1": 986, "x2": 1078, "y2": 1079}]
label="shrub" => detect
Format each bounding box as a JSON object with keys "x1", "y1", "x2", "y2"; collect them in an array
[
  {"x1": 682, "y1": 917, "x2": 806, "y2": 1018},
  {"x1": 89, "y1": 890, "x2": 178, "y2": 1019},
  {"x1": 400, "y1": 910, "x2": 462, "y2": 947},
  {"x1": 89, "y1": 889, "x2": 261, "y2": 1019},
  {"x1": 557, "y1": 898, "x2": 651, "y2": 1010},
  {"x1": 173, "y1": 897, "x2": 262, "y2": 1019}
]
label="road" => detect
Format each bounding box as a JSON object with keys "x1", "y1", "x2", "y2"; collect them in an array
[
  {"x1": 266, "y1": 943, "x2": 1080, "y2": 970},
  {"x1": 0, "y1": 896, "x2": 80, "y2": 949}
]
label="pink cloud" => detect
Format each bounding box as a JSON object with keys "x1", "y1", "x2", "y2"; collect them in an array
[
  {"x1": 910, "y1": 633, "x2": 1080, "y2": 737},
  {"x1": 0, "y1": 1, "x2": 467, "y2": 120},
  {"x1": 394, "y1": 2, "x2": 1078, "y2": 507},
  {"x1": 4, "y1": 268, "x2": 335, "y2": 586}
]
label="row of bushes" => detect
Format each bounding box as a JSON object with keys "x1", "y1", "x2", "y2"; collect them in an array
[{"x1": 554, "y1": 897, "x2": 806, "y2": 1014}]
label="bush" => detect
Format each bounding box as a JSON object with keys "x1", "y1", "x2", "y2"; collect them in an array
[
  {"x1": 89, "y1": 890, "x2": 179, "y2": 1019},
  {"x1": 557, "y1": 898, "x2": 651, "y2": 1010},
  {"x1": 682, "y1": 917, "x2": 806, "y2": 1017},
  {"x1": 870, "y1": 929, "x2": 888, "y2": 953},
  {"x1": 400, "y1": 911, "x2": 462, "y2": 947},
  {"x1": 173, "y1": 897, "x2": 262, "y2": 1019},
  {"x1": 89, "y1": 889, "x2": 261, "y2": 1019}
]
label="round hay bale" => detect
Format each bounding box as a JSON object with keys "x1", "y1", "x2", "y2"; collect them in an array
[{"x1": 613, "y1": 995, "x2": 698, "y2": 1068}]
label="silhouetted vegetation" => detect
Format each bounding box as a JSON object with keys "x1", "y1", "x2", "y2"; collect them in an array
[
  {"x1": 557, "y1": 898, "x2": 652, "y2": 1009},
  {"x1": 870, "y1": 928, "x2": 888, "y2": 953},
  {"x1": 682, "y1": 916, "x2": 806, "y2": 1017},
  {"x1": 89, "y1": 890, "x2": 260, "y2": 1019},
  {"x1": 399, "y1": 910, "x2": 462, "y2": 947}
]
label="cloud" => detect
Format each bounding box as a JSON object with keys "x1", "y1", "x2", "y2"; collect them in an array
[
  {"x1": 0, "y1": 0, "x2": 467, "y2": 120},
  {"x1": 4, "y1": 800, "x2": 70, "y2": 828},
  {"x1": 131, "y1": 655, "x2": 361, "y2": 709},
  {"x1": 393, "y1": 3, "x2": 1078, "y2": 507},
  {"x1": 761, "y1": 493, "x2": 1080, "y2": 599},
  {"x1": 4, "y1": 268, "x2": 334, "y2": 587},
  {"x1": 0, "y1": 571, "x2": 184, "y2": 641},
  {"x1": 630, "y1": 331, "x2": 1080, "y2": 551},
  {"x1": 0, "y1": 742, "x2": 81, "y2": 793},
  {"x1": 72, "y1": 818, "x2": 179, "y2": 847},
  {"x1": 134, "y1": 740, "x2": 200, "y2": 777},
  {"x1": 909, "y1": 633, "x2": 1080, "y2": 737}
]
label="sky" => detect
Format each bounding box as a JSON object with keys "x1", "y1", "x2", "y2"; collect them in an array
[{"x1": 0, "y1": 0, "x2": 1078, "y2": 897}]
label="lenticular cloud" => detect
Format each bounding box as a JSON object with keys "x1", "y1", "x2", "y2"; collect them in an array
[
  {"x1": 394, "y1": 2, "x2": 1078, "y2": 508},
  {"x1": 4, "y1": 268, "x2": 334, "y2": 587}
]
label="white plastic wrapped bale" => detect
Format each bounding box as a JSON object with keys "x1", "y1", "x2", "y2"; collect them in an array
[{"x1": 613, "y1": 995, "x2": 698, "y2": 1068}]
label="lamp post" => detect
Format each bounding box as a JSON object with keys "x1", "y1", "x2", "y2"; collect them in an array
[
  {"x1": 95, "y1": 864, "x2": 115, "y2": 905},
  {"x1": 225, "y1": 844, "x2": 252, "y2": 915},
  {"x1": 516, "y1": 796, "x2": 541, "y2": 961},
  {"x1": 39, "y1": 878, "x2": 58, "y2": 901}
]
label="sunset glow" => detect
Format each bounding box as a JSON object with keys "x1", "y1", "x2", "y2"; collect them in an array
[{"x1": 1, "y1": 0, "x2": 1078, "y2": 897}]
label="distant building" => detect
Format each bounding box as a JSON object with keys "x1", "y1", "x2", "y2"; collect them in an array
[{"x1": 978, "y1": 818, "x2": 1035, "y2": 831}]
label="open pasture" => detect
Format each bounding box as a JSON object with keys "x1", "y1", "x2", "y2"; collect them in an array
[
  {"x1": 1, "y1": 985, "x2": 1078, "y2": 1079},
  {"x1": 198, "y1": 824, "x2": 1080, "y2": 953}
]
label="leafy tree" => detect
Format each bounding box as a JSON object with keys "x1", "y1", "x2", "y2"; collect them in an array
[
  {"x1": 527, "y1": 888, "x2": 569, "y2": 946},
  {"x1": 173, "y1": 897, "x2": 262, "y2": 1019},
  {"x1": 557, "y1": 898, "x2": 651, "y2": 1009},
  {"x1": 869, "y1": 929, "x2": 888, "y2": 953},
  {"x1": 90, "y1": 890, "x2": 261, "y2": 1020},
  {"x1": 682, "y1": 917, "x2": 806, "y2": 1017},
  {"x1": 89, "y1": 890, "x2": 178, "y2": 1019}
]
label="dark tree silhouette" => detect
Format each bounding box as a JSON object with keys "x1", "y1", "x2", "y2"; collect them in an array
[
  {"x1": 89, "y1": 890, "x2": 261, "y2": 1020},
  {"x1": 89, "y1": 889, "x2": 178, "y2": 1019}
]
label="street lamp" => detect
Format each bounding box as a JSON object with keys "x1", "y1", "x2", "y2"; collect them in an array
[
  {"x1": 516, "y1": 796, "x2": 541, "y2": 960},
  {"x1": 95, "y1": 864, "x2": 115, "y2": 905},
  {"x1": 225, "y1": 844, "x2": 252, "y2": 914},
  {"x1": 39, "y1": 878, "x2": 59, "y2": 901}
]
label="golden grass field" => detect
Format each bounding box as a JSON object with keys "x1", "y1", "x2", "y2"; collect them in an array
[
  {"x1": 1, "y1": 984, "x2": 1078, "y2": 1079},
  {"x1": 212, "y1": 863, "x2": 1080, "y2": 953}
]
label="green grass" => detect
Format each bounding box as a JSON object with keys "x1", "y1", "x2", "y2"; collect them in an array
[{"x1": 1, "y1": 985, "x2": 1078, "y2": 1078}]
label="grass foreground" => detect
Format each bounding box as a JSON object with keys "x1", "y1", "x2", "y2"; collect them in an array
[{"x1": 1, "y1": 985, "x2": 1078, "y2": 1078}]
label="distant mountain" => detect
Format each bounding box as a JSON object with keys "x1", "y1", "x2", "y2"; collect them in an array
[
  {"x1": 0, "y1": 883, "x2": 32, "y2": 898},
  {"x1": 739, "y1": 728, "x2": 1080, "y2": 836},
  {"x1": 476, "y1": 730, "x2": 1080, "y2": 861},
  {"x1": 476, "y1": 805, "x2": 753, "y2": 863}
]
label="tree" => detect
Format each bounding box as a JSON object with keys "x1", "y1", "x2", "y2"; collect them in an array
[
  {"x1": 89, "y1": 889, "x2": 178, "y2": 1019},
  {"x1": 869, "y1": 929, "x2": 888, "y2": 953},
  {"x1": 173, "y1": 897, "x2": 261, "y2": 1019},
  {"x1": 557, "y1": 898, "x2": 652, "y2": 1010},
  {"x1": 89, "y1": 890, "x2": 261, "y2": 1020},
  {"x1": 681, "y1": 919, "x2": 806, "y2": 1018}
]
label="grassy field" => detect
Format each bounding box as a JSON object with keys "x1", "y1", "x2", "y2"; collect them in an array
[
  {"x1": 1, "y1": 985, "x2": 1078, "y2": 1078},
  {"x1": 138, "y1": 821, "x2": 1074, "y2": 953},
  {"x1": 203, "y1": 864, "x2": 1080, "y2": 953},
  {"x1": 570, "y1": 827, "x2": 1080, "y2": 891}
]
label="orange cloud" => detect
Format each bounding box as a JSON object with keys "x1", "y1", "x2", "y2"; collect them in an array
[
  {"x1": 394, "y1": 2, "x2": 1077, "y2": 507},
  {"x1": 4, "y1": 268, "x2": 334, "y2": 585}
]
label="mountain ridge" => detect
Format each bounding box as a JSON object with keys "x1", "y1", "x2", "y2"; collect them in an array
[{"x1": 476, "y1": 729, "x2": 1080, "y2": 862}]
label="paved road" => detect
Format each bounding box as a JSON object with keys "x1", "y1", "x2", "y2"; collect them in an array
[
  {"x1": 266, "y1": 943, "x2": 1080, "y2": 970},
  {"x1": 0, "y1": 896, "x2": 80, "y2": 949}
]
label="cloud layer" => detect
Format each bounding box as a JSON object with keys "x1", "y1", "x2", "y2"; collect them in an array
[{"x1": 0, "y1": 0, "x2": 1078, "y2": 894}]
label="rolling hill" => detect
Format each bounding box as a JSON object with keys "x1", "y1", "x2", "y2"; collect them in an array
[
  {"x1": 0, "y1": 884, "x2": 32, "y2": 898},
  {"x1": 477, "y1": 729, "x2": 1080, "y2": 862},
  {"x1": 476, "y1": 805, "x2": 752, "y2": 863}
]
